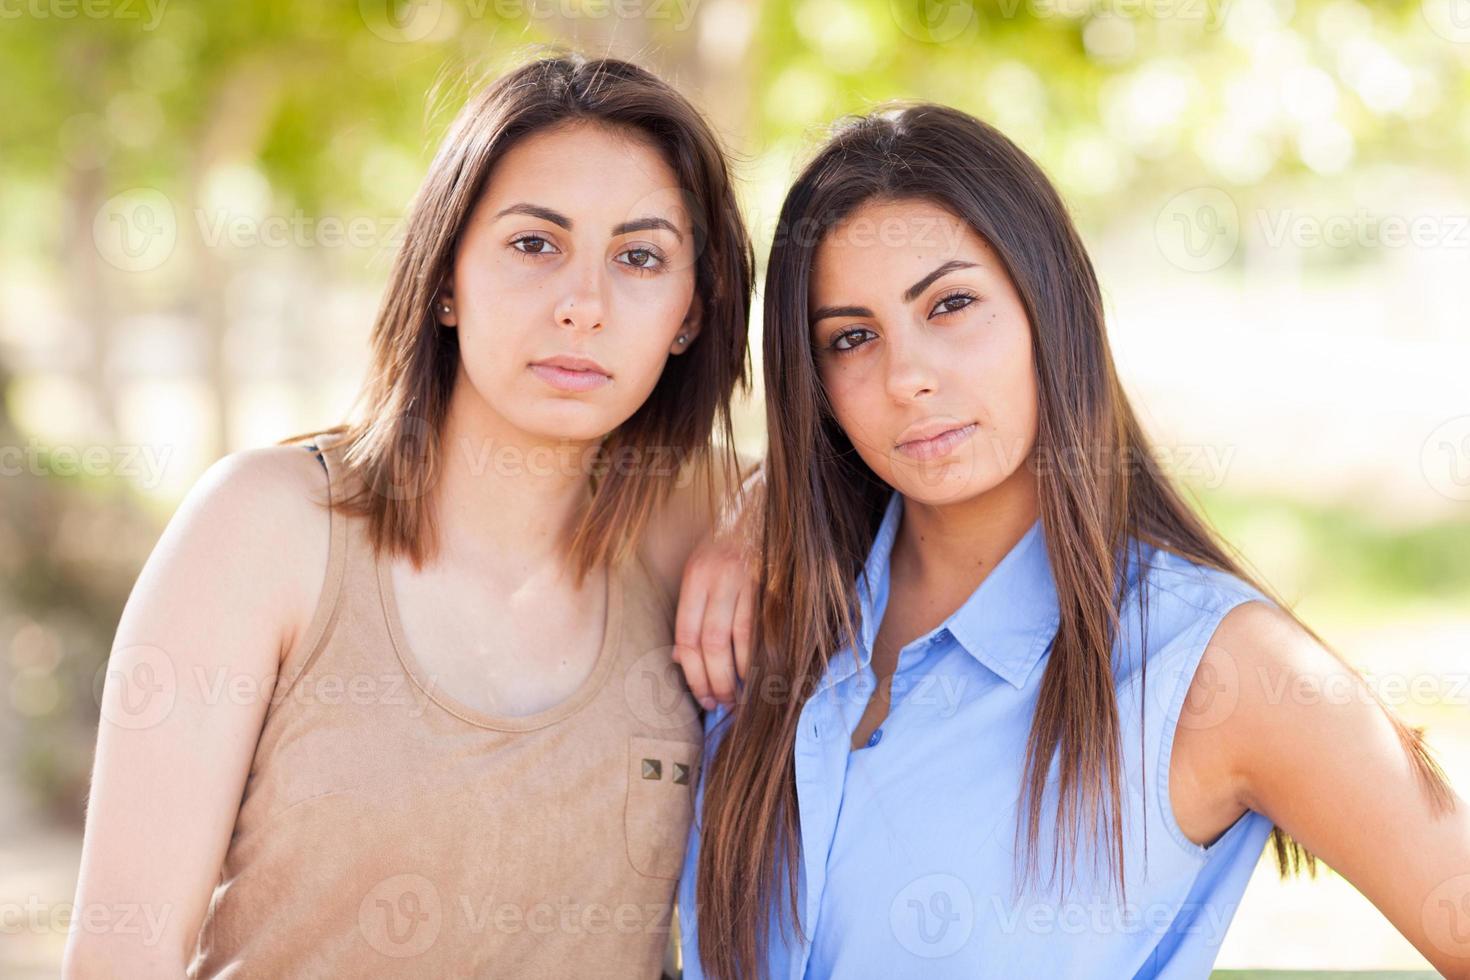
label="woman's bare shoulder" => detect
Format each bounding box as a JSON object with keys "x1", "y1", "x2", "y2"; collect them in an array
[{"x1": 155, "y1": 443, "x2": 335, "y2": 665}]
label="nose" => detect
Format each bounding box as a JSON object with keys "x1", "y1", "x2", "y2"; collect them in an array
[
  {"x1": 552, "y1": 255, "x2": 607, "y2": 334},
  {"x1": 883, "y1": 327, "x2": 938, "y2": 403}
]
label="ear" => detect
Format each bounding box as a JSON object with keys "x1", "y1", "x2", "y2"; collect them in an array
[
  {"x1": 434, "y1": 288, "x2": 458, "y2": 328},
  {"x1": 669, "y1": 292, "x2": 703, "y2": 355}
]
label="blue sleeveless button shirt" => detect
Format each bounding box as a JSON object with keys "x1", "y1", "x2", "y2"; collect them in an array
[{"x1": 678, "y1": 488, "x2": 1277, "y2": 979}]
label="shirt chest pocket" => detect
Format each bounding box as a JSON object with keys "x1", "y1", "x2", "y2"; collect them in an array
[{"x1": 624, "y1": 735, "x2": 700, "y2": 879}]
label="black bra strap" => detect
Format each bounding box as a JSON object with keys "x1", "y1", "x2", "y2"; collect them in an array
[{"x1": 303, "y1": 442, "x2": 327, "y2": 475}]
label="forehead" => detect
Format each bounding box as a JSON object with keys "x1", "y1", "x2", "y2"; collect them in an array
[
  {"x1": 478, "y1": 120, "x2": 689, "y2": 229},
  {"x1": 810, "y1": 197, "x2": 987, "y2": 297}
]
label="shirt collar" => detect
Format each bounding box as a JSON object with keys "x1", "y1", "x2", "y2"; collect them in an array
[{"x1": 828, "y1": 488, "x2": 1061, "y2": 692}]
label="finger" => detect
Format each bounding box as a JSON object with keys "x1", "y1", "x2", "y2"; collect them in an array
[
  {"x1": 679, "y1": 645, "x2": 717, "y2": 714},
  {"x1": 700, "y1": 572, "x2": 742, "y2": 706},
  {"x1": 674, "y1": 570, "x2": 717, "y2": 711},
  {"x1": 732, "y1": 579, "x2": 754, "y2": 682}
]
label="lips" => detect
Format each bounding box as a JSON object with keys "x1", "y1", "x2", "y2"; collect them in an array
[
  {"x1": 894, "y1": 421, "x2": 978, "y2": 461},
  {"x1": 528, "y1": 354, "x2": 612, "y2": 393},
  {"x1": 532, "y1": 354, "x2": 610, "y2": 375}
]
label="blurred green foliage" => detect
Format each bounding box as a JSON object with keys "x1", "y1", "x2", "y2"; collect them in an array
[
  {"x1": 1199, "y1": 486, "x2": 1470, "y2": 609},
  {"x1": 1, "y1": 0, "x2": 1466, "y2": 826},
  {"x1": 4, "y1": 0, "x2": 1468, "y2": 253},
  {"x1": 0, "y1": 369, "x2": 158, "y2": 823}
]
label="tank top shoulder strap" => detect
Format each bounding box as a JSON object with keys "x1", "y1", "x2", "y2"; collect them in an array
[{"x1": 272, "y1": 431, "x2": 355, "y2": 703}]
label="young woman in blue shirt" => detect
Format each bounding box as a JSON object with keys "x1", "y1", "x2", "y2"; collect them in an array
[{"x1": 674, "y1": 103, "x2": 1470, "y2": 978}]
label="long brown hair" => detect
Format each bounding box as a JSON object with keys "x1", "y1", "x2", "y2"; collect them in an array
[
  {"x1": 696, "y1": 102, "x2": 1455, "y2": 979},
  {"x1": 286, "y1": 52, "x2": 752, "y2": 582}
]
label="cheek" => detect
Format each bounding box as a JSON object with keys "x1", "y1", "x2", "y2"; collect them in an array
[
  {"x1": 838, "y1": 391, "x2": 881, "y2": 447},
  {"x1": 610, "y1": 269, "x2": 694, "y2": 327},
  {"x1": 816, "y1": 339, "x2": 886, "y2": 402},
  {"x1": 457, "y1": 237, "x2": 520, "y2": 298},
  {"x1": 819, "y1": 363, "x2": 894, "y2": 468},
  {"x1": 454, "y1": 259, "x2": 540, "y2": 356},
  {"x1": 613, "y1": 275, "x2": 694, "y2": 356},
  {"x1": 586, "y1": 274, "x2": 699, "y2": 412},
  {"x1": 983, "y1": 322, "x2": 1039, "y2": 446},
  {"x1": 941, "y1": 320, "x2": 1037, "y2": 482}
]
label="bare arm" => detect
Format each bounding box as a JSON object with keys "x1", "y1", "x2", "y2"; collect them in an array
[
  {"x1": 1198, "y1": 601, "x2": 1470, "y2": 977},
  {"x1": 638, "y1": 449, "x2": 762, "y2": 598},
  {"x1": 63, "y1": 447, "x2": 330, "y2": 978},
  {"x1": 640, "y1": 451, "x2": 764, "y2": 710}
]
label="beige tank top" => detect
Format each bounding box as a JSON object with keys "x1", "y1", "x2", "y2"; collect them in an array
[{"x1": 188, "y1": 432, "x2": 704, "y2": 978}]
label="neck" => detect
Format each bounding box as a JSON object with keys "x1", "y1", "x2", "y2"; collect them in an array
[
  {"x1": 429, "y1": 371, "x2": 601, "y2": 575},
  {"x1": 892, "y1": 456, "x2": 1042, "y2": 589}
]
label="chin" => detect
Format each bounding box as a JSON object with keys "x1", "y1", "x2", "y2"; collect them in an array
[
  {"x1": 886, "y1": 459, "x2": 1001, "y2": 507},
  {"x1": 532, "y1": 415, "x2": 618, "y2": 445},
  {"x1": 495, "y1": 400, "x2": 614, "y2": 444},
  {"x1": 896, "y1": 480, "x2": 994, "y2": 508}
]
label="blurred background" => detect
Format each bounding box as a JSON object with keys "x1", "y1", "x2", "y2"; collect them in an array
[{"x1": 1, "y1": 0, "x2": 1468, "y2": 975}]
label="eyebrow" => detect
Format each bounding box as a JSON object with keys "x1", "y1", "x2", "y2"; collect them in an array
[
  {"x1": 902, "y1": 260, "x2": 978, "y2": 302},
  {"x1": 810, "y1": 304, "x2": 874, "y2": 324},
  {"x1": 613, "y1": 216, "x2": 684, "y2": 243},
  {"x1": 493, "y1": 203, "x2": 683, "y2": 242},
  {"x1": 810, "y1": 260, "x2": 980, "y2": 324},
  {"x1": 494, "y1": 203, "x2": 572, "y2": 229}
]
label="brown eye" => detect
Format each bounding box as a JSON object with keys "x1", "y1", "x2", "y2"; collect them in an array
[
  {"x1": 617, "y1": 245, "x2": 665, "y2": 271},
  {"x1": 511, "y1": 235, "x2": 554, "y2": 254},
  {"x1": 831, "y1": 327, "x2": 876, "y2": 352},
  {"x1": 931, "y1": 292, "x2": 975, "y2": 317}
]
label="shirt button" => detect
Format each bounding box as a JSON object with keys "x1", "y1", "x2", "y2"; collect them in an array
[{"x1": 866, "y1": 728, "x2": 883, "y2": 748}]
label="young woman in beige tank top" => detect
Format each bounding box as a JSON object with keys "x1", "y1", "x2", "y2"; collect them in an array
[{"x1": 64, "y1": 54, "x2": 761, "y2": 979}]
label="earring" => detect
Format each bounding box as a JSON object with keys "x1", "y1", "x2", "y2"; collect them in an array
[
  {"x1": 439, "y1": 303, "x2": 451, "y2": 314},
  {"x1": 676, "y1": 334, "x2": 688, "y2": 345}
]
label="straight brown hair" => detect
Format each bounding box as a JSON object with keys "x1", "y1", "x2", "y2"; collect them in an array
[
  {"x1": 695, "y1": 102, "x2": 1455, "y2": 980},
  {"x1": 285, "y1": 52, "x2": 753, "y2": 582}
]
